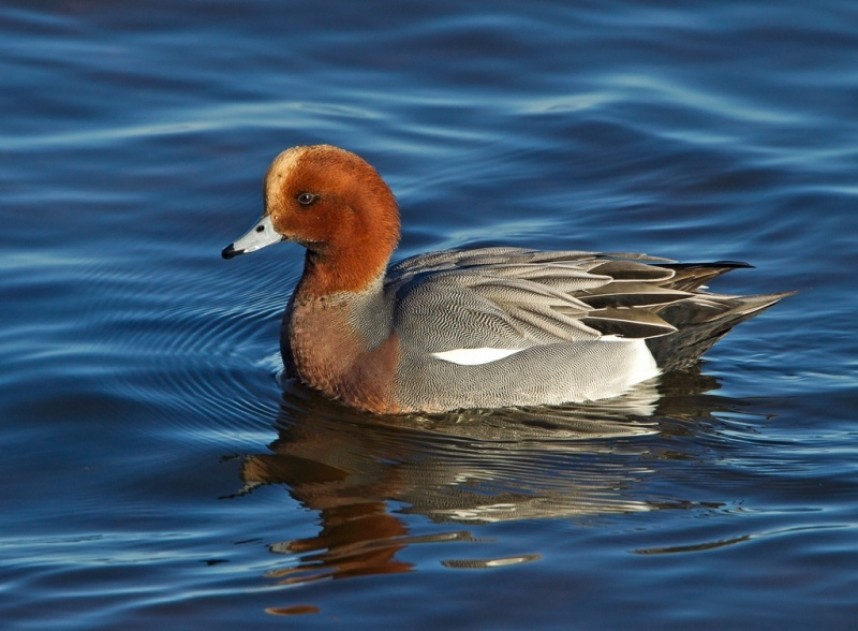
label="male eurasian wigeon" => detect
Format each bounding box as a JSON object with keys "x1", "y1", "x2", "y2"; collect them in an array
[{"x1": 222, "y1": 145, "x2": 791, "y2": 414}]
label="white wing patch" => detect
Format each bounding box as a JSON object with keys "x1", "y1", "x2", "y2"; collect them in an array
[{"x1": 431, "y1": 347, "x2": 525, "y2": 366}]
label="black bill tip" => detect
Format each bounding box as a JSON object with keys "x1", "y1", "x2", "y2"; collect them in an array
[{"x1": 221, "y1": 244, "x2": 240, "y2": 259}]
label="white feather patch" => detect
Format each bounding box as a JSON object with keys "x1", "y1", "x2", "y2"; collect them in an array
[
  {"x1": 431, "y1": 347, "x2": 525, "y2": 366},
  {"x1": 613, "y1": 338, "x2": 660, "y2": 385}
]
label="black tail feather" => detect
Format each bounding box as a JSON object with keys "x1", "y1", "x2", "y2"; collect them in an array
[{"x1": 646, "y1": 291, "x2": 795, "y2": 371}]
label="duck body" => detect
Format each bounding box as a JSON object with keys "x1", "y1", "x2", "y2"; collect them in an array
[{"x1": 223, "y1": 145, "x2": 791, "y2": 414}]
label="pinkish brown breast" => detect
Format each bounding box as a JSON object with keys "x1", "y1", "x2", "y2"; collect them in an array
[{"x1": 282, "y1": 295, "x2": 402, "y2": 414}]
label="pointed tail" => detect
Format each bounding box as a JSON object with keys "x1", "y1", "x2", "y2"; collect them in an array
[{"x1": 646, "y1": 291, "x2": 796, "y2": 371}]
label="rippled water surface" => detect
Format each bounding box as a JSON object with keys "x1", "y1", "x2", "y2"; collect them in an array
[{"x1": 2, "y1": 1, "x2": 857, "y2": 628}]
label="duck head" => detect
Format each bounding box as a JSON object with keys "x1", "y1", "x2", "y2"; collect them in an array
[{"x1": 223, "y1": 145, "x2": 401, "y2": 294}]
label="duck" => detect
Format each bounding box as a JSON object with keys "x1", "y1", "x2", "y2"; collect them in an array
[{"x1": 222, "y1": 144, "x2": 792, "y2": 414}]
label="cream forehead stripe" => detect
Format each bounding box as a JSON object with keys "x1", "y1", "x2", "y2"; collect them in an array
[{"x1": 265, "y1": 147, "x2": 304, "y2": 209}]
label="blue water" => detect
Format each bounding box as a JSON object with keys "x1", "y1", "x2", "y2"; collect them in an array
[{"x1": 2, "y1": 0, "x2": 857, "y2": 628}]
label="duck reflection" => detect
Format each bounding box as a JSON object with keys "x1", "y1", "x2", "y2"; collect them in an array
[{"x1": 235, "y1": 369, "x2": 731, "y2": 585}]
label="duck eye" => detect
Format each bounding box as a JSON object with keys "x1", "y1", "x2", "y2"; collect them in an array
[{"x1": 296, "y1": 192, "x2": 318, "y2": 206}]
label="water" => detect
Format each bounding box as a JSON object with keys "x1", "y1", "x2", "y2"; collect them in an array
[{"x1": 2, "y1": 0, "x2": 857, "y2": 628}]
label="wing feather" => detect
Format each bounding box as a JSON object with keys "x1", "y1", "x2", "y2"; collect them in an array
[{"x1": 389, "y1": 247, "x2": 689, "y2": 354}]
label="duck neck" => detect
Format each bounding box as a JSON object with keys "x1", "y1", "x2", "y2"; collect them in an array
[
  {"x1": 294, "y1": 245, "x2": 390, "y2": 301},
  {"x1": 282, "y1": 251, "x2": 393, "y2": 400}
]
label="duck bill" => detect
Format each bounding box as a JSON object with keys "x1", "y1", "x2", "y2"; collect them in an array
[{"x1": 222, "y1": 214, "x2": 283, "y2": 259}]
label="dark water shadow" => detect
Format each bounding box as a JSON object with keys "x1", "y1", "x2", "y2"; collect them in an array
[{"x1": 224, "y1": 367, "x2": 771, "y2": 587}]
